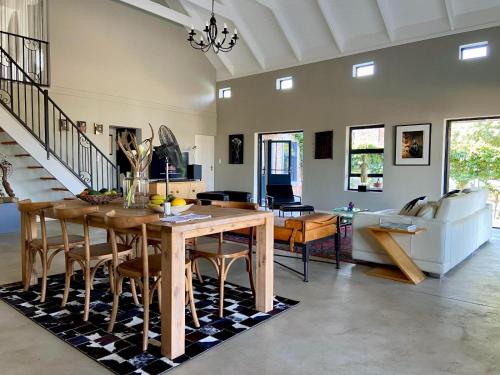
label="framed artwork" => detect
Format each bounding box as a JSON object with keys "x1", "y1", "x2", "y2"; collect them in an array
[
  {"x1": 314, "y1": 130, "x2": 333, "y2": 159},
  {"x1": 394, "y1": 123, "x2": 431, "y2": 165},
  {"x1": 59, "y1": 119, "x2": 68, "y2": 131},
  {"x1": 77, "y1": 121, "x2": 87, "y2": 133},
  {"x1": 229, "y1": 134, "x2": 244, "y2": 164},
  {"x1": 94, "y1": 123, "x2": 104, "y2": 135}
]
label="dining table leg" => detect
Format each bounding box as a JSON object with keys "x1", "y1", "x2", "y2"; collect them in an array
[
  {"x1": 255, "y1": 216, "x2": 274, "y2": 312},
  {"x1": 20, "y1": 212, "x2": 38, "y2": 288},
  {"x1": 160, "y1": 229, "x2": 186, "y2": 359}
]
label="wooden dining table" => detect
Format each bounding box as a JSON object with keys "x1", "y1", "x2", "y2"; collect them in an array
[{"x1": 19, "y1": 200, "x2": 274, "y2": 359}]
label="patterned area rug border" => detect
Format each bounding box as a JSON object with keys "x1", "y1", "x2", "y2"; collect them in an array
[{"x1": 0, "y1": 271, "x2": 298, "y2": 375}]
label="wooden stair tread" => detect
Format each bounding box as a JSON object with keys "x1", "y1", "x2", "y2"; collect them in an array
[
  {"x1": 52, "y1": 188, "x2": 69, "y2": 191},
  {"x1": 40, "y1": 177, "x2": 56, "y2": 180},
  {"x1": 1, "y1": 141, "x2": 17, "y2": 145},
  {"x1": 27, "y1": 166, "x2": 44, "y2": 169},
  {"x1": 14, "y1": 154, "x2": 31, "y2": 157}
]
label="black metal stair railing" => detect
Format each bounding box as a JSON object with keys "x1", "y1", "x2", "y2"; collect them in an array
[
  {"x1": 0, "y1": 46, "x2": 118, "y2": 191},
  {"x1": 0, "y1": 31, "x2": 49, "y2": 86}
]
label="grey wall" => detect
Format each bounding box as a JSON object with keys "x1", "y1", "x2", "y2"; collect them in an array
[{"x1": 215, "y1": 27, "x2": 500, "y2": 211}]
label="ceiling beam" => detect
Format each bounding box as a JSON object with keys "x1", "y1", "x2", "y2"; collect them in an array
[
  {"x1": 186, "y1": 0, "x2": 267, "y2": 69},
  {"x1": 177, "y1": 0, "x2": 235, "y2": 76},
  {"x1": 316, "y1": 0, "x2": 343, "y2": 53},
  {"x1": 118, "y1": 0, "x2": 193, "y2": 27},
  {"x1": 443, "y1": 0, "x2": 455, "y2": 30},
  {"x1": 255, "y1": 0, "x2": 302, "y2": 62},
  {"x1": 375, "y1": 0, "x2": 395, "y2": 42}
]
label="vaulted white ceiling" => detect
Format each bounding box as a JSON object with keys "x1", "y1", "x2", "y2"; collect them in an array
[{"x1": 120, "y1": 0, "x2": 500, "y2": 81}]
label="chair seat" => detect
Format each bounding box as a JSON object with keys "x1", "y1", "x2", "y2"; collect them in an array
[
  {"x1": 117, "y1": 255, "x2": 191, "y2": 277},
  {"x1": 69, "y1": 242, "x2": 132, "y2": 260},
  {"x1": 31, "y1": 235, "x2": 85, "y2": 249},
  {"x1": 191, "y1": 242, "x2": 250, "y2": 259}
]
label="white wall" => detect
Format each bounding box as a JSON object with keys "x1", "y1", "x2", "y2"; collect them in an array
[
  {"x1": 47, "y1": 0, "x2": 216, "y2": 159},
  {"x1": 215, "y1": 26, "x2": 500, "y2": 211}
]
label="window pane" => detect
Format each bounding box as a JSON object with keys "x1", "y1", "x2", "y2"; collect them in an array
[
  {"x1": 280, "y1": 78, "x2": 293, "y2": 90},
  {"x1": 270, "y1": 142, "x2": 290, "y2": 174},
  {"x1": 461, "y1": 44, "x2": 488, "y2": 60},
  {"x1": 356, "y1": 64, "x2": 374, "y2": 77},
  {"x1": 351, "y1": 127, "x2": 384, "y2": 149},
  {"x1": 350, "y1": 153, "x2": 384, "y2": 174},
  {"x1": 349, "y1": 177, "x2": 383, "y2": 190}
]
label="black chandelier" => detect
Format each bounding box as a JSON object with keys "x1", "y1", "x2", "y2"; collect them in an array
[{"x1": 187, "y1": 0, "x2": 238, "y2": 54}]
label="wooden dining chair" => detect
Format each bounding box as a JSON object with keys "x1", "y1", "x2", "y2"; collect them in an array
[
  {"x1": 53, "y1": 205, "x2": 134, "y2": 321},
  {"x1": 105, "y1": 210, "x2": 200, "y2": 352},
  {"x1": 190, "y1": 200, "x2": 258, "y2": 317},
  {"x1": 17, "y1": 199, "x2": 85, "y2": 302}
]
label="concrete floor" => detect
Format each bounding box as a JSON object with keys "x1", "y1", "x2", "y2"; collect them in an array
[{"x1": 0, "y1": 224, "x2": 499, "y2": 375}]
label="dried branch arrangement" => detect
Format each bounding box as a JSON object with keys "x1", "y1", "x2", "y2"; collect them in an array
[
  {"x1": 117, "y1": 123, "x2": 155, "y2": 175},
  {"x1": 117, "y1": 124, "x2": 154, "y2": 207}
]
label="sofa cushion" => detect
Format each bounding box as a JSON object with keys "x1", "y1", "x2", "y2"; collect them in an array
[{"x1": 434, "y1": 189, "x2": 488, "y2": 221}]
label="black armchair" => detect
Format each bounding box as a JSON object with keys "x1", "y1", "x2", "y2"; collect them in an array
[{"x1": 265, "y1": 184, "x2": 301, "y2": 210}]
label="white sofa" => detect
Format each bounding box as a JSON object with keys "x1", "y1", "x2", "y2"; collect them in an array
[{"x1": 352, "y1": 190, "x2": 492, "y2": 277}]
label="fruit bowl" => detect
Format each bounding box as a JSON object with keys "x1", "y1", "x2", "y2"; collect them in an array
[{"x1": 77, "y1": 194, "x2": 121, "y2": 205}]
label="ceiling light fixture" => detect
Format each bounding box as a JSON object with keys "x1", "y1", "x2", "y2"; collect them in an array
[{"x1": 187, "y1": 0, "x2": 238, "y2": 54}]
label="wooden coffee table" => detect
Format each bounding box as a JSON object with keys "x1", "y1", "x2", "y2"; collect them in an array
[{"x1": 366, "y1": 226, "x2": 426, "y2": 285}]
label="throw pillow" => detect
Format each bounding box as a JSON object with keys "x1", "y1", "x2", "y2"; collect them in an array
[
  {"x1": 399, "y1": 196, "x2": 427, "y2": 216},
  {"x1": 441, "y1": 190, "x2": 460, "y2": 199},
  {"x1": 417, "y1": 202, "x2": 438, "y2": 219}
]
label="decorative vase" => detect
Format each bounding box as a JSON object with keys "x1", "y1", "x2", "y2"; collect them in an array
[{"x1": 123, "y1": 171, "x2": 149, "y2": 209}]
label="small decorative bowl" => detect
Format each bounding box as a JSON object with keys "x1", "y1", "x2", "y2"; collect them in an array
[
  {"x1": 77, "y1": 194, "x2": 121, "y2": 205},
  {"x1": 149, "y1": 204, "x2": 193, "y2": 215},
  {"x1": 171, "y1": 204, "x2": 193, "y2": 215}
]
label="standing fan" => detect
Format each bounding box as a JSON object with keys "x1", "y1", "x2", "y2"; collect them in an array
[{"x1": 156, "y1": 125, "x2": 183, "y2": 196}]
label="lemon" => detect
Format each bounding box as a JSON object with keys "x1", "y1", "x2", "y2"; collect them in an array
[{"x1": 171, "y1": 198, "x2": 186, "y2": 207}]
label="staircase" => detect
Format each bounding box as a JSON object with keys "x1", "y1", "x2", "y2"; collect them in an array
[{"x1": 0, "y1": 35, "x2": 118, "y2": 197}]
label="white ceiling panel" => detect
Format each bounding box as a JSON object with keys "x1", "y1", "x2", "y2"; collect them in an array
[
  {"x1": 326, "y1": 0, "x2": 390, "y2": 51},
  {"x1": 123, "y1": 0, "x2": 500, "y2": 81},
  {"x1": 450, "y1": 0, "x2": 500, "y2": 29}
]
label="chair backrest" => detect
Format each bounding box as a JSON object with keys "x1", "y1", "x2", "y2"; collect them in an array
[
  {"x1": 17, "y1": 199, "x2": 53, "y2": 247},
  {"x1": 53, "y1": 205, "x2": 99, "y2": 260},
  {"x1": 266, "y1": 184, "x2": 294, "y2": 199},
  {"x1": 105, "y1": 210, "x2": 160, "y2": 283},
  {"x1": 210, "y1": 200, "x2": 258, "y2": 250},
  {"x1": 209, "y1": 200, "x2": 259, "y2": 210}
]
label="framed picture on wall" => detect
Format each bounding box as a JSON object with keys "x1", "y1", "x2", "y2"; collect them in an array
[
  {"x1": 94, "y1": 123, "x2": 104, "y2": 135},
  {"x1": 394, "y1": 123, "x2": 431, "y2": 165},
  {"x1": 229, "y1": 134, "x2": 244, "y2": 164},
  {"x1": 77, "y1": 121, "x2": 87, "y2": 133},
  {"x1": 314, "y1": 130, "x2": 333, "y2": 159},
  {"x1": 59, "y1": 119, "x2": 68, "y2": 131}
]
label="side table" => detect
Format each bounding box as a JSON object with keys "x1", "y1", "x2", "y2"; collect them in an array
[{"x1": 366, "y1": 226, "x2": 426, "y2": 284}]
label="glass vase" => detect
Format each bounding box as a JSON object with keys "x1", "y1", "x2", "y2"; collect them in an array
[{"x1": 123, "y1": 172, "x2": 149, "y2": 209}]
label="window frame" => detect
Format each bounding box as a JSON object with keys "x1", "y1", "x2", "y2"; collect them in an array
[
  {"x1": 459, "y1": 41, "x2": 488, "y2": 60},
  {"x1": 276, "y1": 76, "x2": 293, "y2": 90},
  {"x1": 352, "y1": 61, "x2": 375, "y2": 78},
  {"x1": 218, "y1": 87, "x2": 232, "y2": 99},
  {"x1": 347, "y1": 124, "x2": 384, "y2": 192}
]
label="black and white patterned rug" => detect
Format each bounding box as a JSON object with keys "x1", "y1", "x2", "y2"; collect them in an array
[{"x1": 0, "y1": 270, "x2": 298, "y2": 375}]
